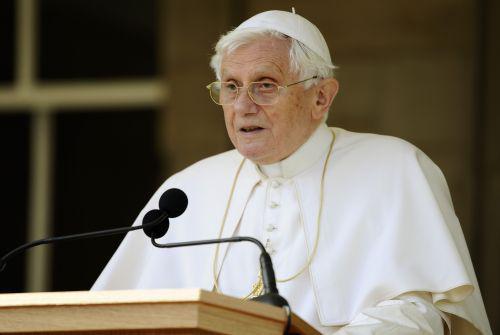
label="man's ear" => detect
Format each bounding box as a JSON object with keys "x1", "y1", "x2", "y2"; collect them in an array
[{"x1": 312, "y1": 78, "x2": 339, "y2": 121}]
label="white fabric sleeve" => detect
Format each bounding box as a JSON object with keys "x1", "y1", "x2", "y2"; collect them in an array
[{"x1": 332, "y1": 292, "x2": 449, "y2": 335}]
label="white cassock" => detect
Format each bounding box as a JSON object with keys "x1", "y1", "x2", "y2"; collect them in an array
[{"x1": 93, "y1": 124, "x2": 491, "y2": 335}]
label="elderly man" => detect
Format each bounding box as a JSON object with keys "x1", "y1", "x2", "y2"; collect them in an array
[{"x1": 93, "y1": 10, "x2": 491, "y2": 335}]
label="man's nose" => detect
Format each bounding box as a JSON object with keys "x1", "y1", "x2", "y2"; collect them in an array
[{"x1": 233, "y1": 87, "x2": 258, "y2": 114}]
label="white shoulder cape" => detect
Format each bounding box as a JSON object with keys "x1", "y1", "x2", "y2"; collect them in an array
[{"x1": 93, "y1": 127, "x2": 491, "y2": 335}]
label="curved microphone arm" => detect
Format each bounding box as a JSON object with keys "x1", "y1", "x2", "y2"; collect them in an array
[
  {"x1": 151, "y1": 235, "x2": 292, "y2": 333},
  {"x1": 0, "y1": 212, "x2": 168, "y2": 273},
  {"x1": 151, "y1": 236, "x2": 286, "y2": 304}
]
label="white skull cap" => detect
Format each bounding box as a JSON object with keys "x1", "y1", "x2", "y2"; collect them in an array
[{"x1": 235, "y1": 10, "x2": 332, "y2": 64}]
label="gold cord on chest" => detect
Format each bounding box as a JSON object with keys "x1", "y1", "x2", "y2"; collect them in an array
[{"x1": 212, "y1": 130, "x2": 336, "y2": 299}]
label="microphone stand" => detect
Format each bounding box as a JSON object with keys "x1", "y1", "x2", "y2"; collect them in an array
[
  {"x1": 1, "y1": 187, "x2": 187, "y2": 273},
  {"x1": 0, "y1": 212, "x2": 168, "y2": 273},
  {"x1": 151, "y1": 236, "x2": 293, "y2": 334}
]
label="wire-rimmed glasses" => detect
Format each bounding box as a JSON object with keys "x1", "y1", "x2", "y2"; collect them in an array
[{"x1": 206, "y1": 76, "x2": 318, "y2": 106}]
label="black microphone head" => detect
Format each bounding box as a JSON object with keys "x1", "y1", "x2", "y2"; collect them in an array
[
  {"x1": 159, "y1": 188, "x2": 188, "y2": 218},
  {"x1": 142, "y1": 209, "x2": 169, "y2": 239}
]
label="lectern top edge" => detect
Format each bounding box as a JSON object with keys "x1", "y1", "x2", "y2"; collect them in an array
[
  {"x1": 0, "y1": 288, "x2": 321, "y2": 334},
  {"x1": 0, "y1": 288, "x2": 283, "y2": 319}
]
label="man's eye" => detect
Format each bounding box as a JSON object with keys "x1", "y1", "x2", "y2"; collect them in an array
[
  {"x1": 223, "y1": 83, "x2": 238, "y2": 92},
  {"x1": 256, "y1": 82, "x2": 276, "y2": 90}
]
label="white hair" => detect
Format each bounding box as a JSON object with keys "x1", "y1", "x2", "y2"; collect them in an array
[{"x1": 209, "y1": 28, "x2": 336, "y2": 88}]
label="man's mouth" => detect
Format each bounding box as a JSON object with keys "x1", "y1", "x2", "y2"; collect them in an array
[{"x1": 240, "y1": 126, "x2": 263, "y2": 133}]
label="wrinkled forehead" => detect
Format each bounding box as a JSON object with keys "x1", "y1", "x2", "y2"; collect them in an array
[{"x1": 220, "y1": 37, "x2": 293, "y2": 80}]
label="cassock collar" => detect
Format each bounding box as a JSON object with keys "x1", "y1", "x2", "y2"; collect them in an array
[{"x1": 258, "y1": 123, "x2": 333, "y2": 179}]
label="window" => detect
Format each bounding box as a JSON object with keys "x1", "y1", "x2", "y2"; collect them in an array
[{"x1": 0, "y1": 0, "x2": 165, "y2": 292}]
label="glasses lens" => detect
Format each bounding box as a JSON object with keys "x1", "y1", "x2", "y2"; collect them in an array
[
  {"x1": 249, "y1": 82, "x2": 279, "y2": 105},
  {"x1": 219, "y1": 82, "x2": 239, "y2": 105},
  {"x1": 209, "y1": 82, "x2": 238, "y2": 105}
]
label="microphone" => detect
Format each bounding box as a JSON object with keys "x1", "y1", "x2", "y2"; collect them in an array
[
  {"x1": 0, "y1": 188, "x2": 187, "y2": 273},
  {"x1": 142, "y1": 188, "x2": 188, "y2": 239},
  {"x1": 159, "y1": 188, "x2": 188, "y2": 218}
]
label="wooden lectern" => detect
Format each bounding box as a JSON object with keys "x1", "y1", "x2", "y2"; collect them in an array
[{"x1": 0, "y1": 288, "x2": 320, "y2": 334}]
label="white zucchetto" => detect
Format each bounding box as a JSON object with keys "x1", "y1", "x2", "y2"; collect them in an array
[{"x1": 235, "y1": 10, "x2": 333, "y2": 64}]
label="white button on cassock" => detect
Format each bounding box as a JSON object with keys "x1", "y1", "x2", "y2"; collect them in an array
[
  {"x1": 266, "y1": 224, "x2": 277, "y2": 232},
  {"x1": 264, "y1": 239, "x2": 276, "y2": 255},
  {"x1": 265, "y1": 246, "x2": 276, "y2": 255},
  {"x1": 269, "y1": 201, "x2": 279, "y2": 208}
]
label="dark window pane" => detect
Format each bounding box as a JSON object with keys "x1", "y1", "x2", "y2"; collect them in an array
[
  {"x1": 39, "y1": 0, "x2": 158, "y2": 80},
  {"x1": 51, "y1": 109, "x2": 161, "y2": 291},
  {"x1": 0, "y1": 113, "x2": 30, "y2": 292},
  {"x1": 0, "y1": 0, "x2": 15, "y2": 83}
]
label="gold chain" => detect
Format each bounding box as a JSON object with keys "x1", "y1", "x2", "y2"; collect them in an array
[
  {"x1": 212, "y1": 157, "x2": 246, "y2": 296},
  {"x1": 212, "y1": 130, "x2": 336, "y2": 298}
]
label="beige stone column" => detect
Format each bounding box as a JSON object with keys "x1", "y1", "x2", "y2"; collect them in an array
[{"x1": 158, "y1": 0, "x2": 236, "y2": 175}]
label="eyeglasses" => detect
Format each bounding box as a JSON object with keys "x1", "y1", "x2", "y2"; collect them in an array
[{"x1": 206, "y1": 76, "x2": 318, "y2": 106}]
